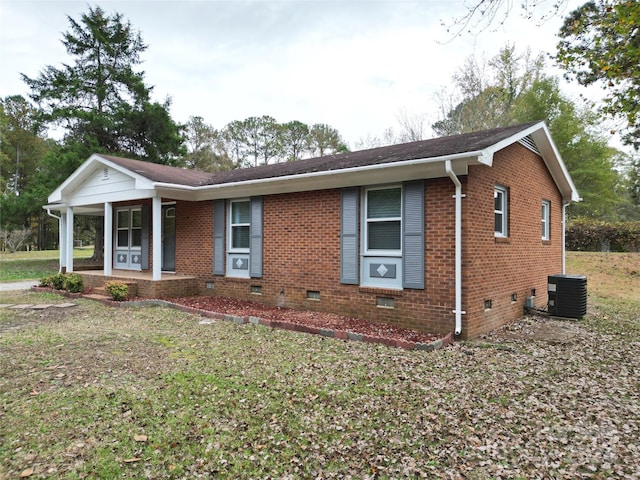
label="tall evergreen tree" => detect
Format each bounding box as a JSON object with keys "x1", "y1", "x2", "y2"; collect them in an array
[{"x1": 22, "y1": 5, "x2": 184, "y2": 165}]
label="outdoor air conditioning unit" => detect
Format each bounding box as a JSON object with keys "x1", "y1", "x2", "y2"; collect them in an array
[{"x1": 547, "y1": 274, "x2": 587, "y2": 318}]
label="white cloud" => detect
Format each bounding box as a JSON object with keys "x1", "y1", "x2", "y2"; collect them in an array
[{"x1": 1, "y1": 0, "x2": 596, "y2": 148}]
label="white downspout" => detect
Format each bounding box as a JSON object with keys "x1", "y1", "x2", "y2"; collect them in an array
[
  {"x1": 46, "y1": 208, "x2": 64, "y2": 273},
  {"x1": 445, "y1": 160, "x2": 465, "y2": 336},
  {"x1": 562, "y1": 202, "x2": 569, "y2": 274}
]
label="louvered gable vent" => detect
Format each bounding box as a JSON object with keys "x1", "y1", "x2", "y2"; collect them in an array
[{"x1": 518, "y1": 135, "x2": 541, "y2": 155}]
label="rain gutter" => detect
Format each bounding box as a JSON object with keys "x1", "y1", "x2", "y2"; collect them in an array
[{"x1": 150, "y1": 150, "x2": 488, "y2": 195}]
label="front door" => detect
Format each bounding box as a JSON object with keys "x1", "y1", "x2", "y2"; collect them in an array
[
  {"x1": 114, "y1": 207, "x2": 142, "y2": 270},
  {"x1": 162, "y1": 205, "x2": 176, "y2": 271}
]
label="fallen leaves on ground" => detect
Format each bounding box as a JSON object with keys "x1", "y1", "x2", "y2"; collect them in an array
[
  {"x1": 0, "y1": 291, "x2": 638, "y2": 479},
  {"x1": 166, "y1": 294, "x2": 440, "y2": 343}
]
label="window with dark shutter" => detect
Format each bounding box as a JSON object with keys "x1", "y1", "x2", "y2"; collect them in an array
[{"x1": 340, "y1": 188, "x2": 359, "y2": 284}]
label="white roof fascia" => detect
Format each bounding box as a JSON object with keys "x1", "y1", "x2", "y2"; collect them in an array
[
  {"x1": 153, "y1": 150, "x2": 483, "y2": 201},
  {"x1": 43, "y1": 203, "x2": 67, "y2": 212},
  {"x1": 479, "y1": 121, "x2": 546, "y2": 164},
  {"x1": 529, "y1": 124, "x2": 580, "y2": 202},
  {"x1": 43, "y1": 203, "x2": 105, "y2": 215},
  {"x1": 478, "y1": 121, "x2": 579, "y2": 203}
]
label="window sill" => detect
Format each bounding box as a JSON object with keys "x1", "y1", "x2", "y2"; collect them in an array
[
  {"x1": 223, "y1": 276, "x2": 251, "y2": 283},
  {"x1": 359, "y1": 286, "x2": 403, "y2": 296},
  {"x1": 542, "y1": 239, "x2": 552, "y2": 245},
  {"x1": 494, "y1": 237, "x2": 510, "y2": 244}
]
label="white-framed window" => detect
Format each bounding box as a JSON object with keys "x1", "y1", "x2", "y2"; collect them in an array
[
  {"x1": 362, "y1": 185, "x2": 403, "y2": 289},
  {"x1": 494, "y1": 185, "x2": 508, "y2": 237},
  {"x1": 116, "y1": 209, "x2": 130, "y2": 248},
  {"x1": 227, "y1": 199, "x2": 251, "y2": 278},
  {"x1": 229, "y1": 199, "x2": 250, "y2": 252},
  {"x1": 541, "y1": 200, "x2": 550, "y2": 240},
  {"x1": 116, "y1": 208, "x2": 142, "y2": 248},
  {"x1": 365, "y1": 186, "x2": 402, "y2": 254},
  {"x1": 131, "y1": 208, "x2": 142, "y2": 248}
]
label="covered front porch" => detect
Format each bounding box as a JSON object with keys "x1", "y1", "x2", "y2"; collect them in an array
[
  {"x1": 45, "y1": 196, "x2": 169, "y2": 281},
  {"x1": 80, "y1": 269, "x2": 198, "y2": 299},
  {"x1": 43, "y1": 154, "x2": 206, "y2": 298}
]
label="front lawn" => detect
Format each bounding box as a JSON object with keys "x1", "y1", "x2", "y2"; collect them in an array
[
  {"x1": 0, "y1": 248, "x2": 94, "y2": 282},
  {"x1": 0, "y1": 286, "x2": 638, "y2": 478}
]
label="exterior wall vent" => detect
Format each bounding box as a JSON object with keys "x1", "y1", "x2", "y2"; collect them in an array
[
  {"x1": 547, "y1": 274, "x2": 587, "y2": 318},
  {"x1": 376, "y1": 296, "x2": 394, "y2": 308},
  {"x1": 518, "y1": 135, "x2": 541, "y2": 155}
]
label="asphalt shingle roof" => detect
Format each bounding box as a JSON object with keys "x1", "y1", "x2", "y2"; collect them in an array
[{"x1": 100, "y1": 122, "x2": 540, "y2": 188}]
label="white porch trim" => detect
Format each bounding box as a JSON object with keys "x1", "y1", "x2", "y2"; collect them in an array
[
  {"x1": 65, "y1": 207, "x2": 74, "y2": 273},
  {"x1": 152, "y1": 196, "x2": 162, "y2": 281},
  {"x1": 104, "y1": 202, "x2": 113, "y2": 276},
  {"x1": 59, "y1": 211, "x2": 67, "y2": 271}
]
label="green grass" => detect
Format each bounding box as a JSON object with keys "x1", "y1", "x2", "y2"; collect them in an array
[
  {"x1": 0, "y1": 248, "x2": 93, "y2": 281},
  {"x1": 0, "y1": 253, "x2": 639, "y2": 478},
  {"x1": 1, "y1": 289, "x2": 639, "y2": 478}
]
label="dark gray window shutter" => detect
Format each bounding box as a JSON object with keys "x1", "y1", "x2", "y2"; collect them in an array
[
  {"x1": 141, "y1": 204, "x2": 150, "y2": 270},
  {"x1": 403, "y1": 180, "x2": 424, "y2": 289},
  {"x1": 213, "y1": 200, "x2": 225, "y2": 275},
  {"x1": 250, "y1": 196, "x2": 263, "y2": 278},
  {"x1": 340, "y1": 187, "x2": 359, "y2": 284}
]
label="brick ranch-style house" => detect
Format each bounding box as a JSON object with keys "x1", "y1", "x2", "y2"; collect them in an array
[{"x1": 44, "y1": 121, "x2": 579, "y2": 339}]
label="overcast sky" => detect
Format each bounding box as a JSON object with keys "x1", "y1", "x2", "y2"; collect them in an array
[{"x1": 1, "y1": 0, "x2": 588, "y2": 148}]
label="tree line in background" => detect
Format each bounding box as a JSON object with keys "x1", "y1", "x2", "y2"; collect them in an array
[
  {"x1": 183, "y1": 116, "x2": 347, "y2": 172},
  {"x1": 1, "y1": 2, "x2": 638, "y2": 252}
]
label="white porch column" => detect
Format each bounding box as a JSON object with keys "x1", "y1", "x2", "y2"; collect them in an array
[
  {"x1": 59, "y1": 212, "x2": 67, "y2": 272},
  {"x1": 104, "y1": 202, "x2": 113, "y2": 276},
  {"x1": 65, "y1": 206, "x2": 74, "y2": 273},
  {"x1": 152, "y1": 196, "x2": 162, "y2": 280}
]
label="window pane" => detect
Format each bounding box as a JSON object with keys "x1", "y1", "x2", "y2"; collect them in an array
[
  {"x1": 232, "y1": 201, "x2": 250, "y2": 224},
  {"x1": 232, "y1": 225, "x2": 250, "y2": 249},
  {"x1": 131, "y1": 229, "x2": 142, "y2": 247},
  {"x1": 368, "y1": 188, "x2": 401, "y2": 218},
  {"x1": 368, "y1": 221, "x2": 401, "y2": 250},
  {"x1": 117, "y1": 210, "x2": 129, "y2": 228},
  {"x1": 494, "y1": 191, "x2": 503, "y2": 211},
  {"x1": 495, "y1": 213, "x2": 503, "y2": 234},
  {"x1": 131, "y1": 209, "x2": 142, "y2": 228},
  {"x1": 117, "y1": 229, "x2": 129, "y2": 247}
]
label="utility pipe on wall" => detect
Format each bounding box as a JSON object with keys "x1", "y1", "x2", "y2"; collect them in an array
[{"x1": 445, "y1": 160, "x2": 465, "y2": 336}]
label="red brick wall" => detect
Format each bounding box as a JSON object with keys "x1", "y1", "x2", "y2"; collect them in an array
[
  {"x1": 115, "y1": 142, "x2": 564, "y2": 339},
  {"x1": 174, "y1": 200, "x2": 214, "y2": 277},
  {"x1": 463, "y1": 143, "x2": 563, "y2": 338},
  {"x1": 179, "y1": 186, "x2": 460, "y2": 336}
]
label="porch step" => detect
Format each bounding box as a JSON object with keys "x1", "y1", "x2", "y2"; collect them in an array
[
  {"x1": 84, "y1": 292, "x2": 111, "y2": 301},
  {"x1": 89, "y1": 282, "x2": 138, "y2": 299}
]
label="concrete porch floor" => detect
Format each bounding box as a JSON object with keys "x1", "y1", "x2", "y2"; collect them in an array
[{"x1": 80, "y1": 270, "x2": 199, "y2": 298}]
